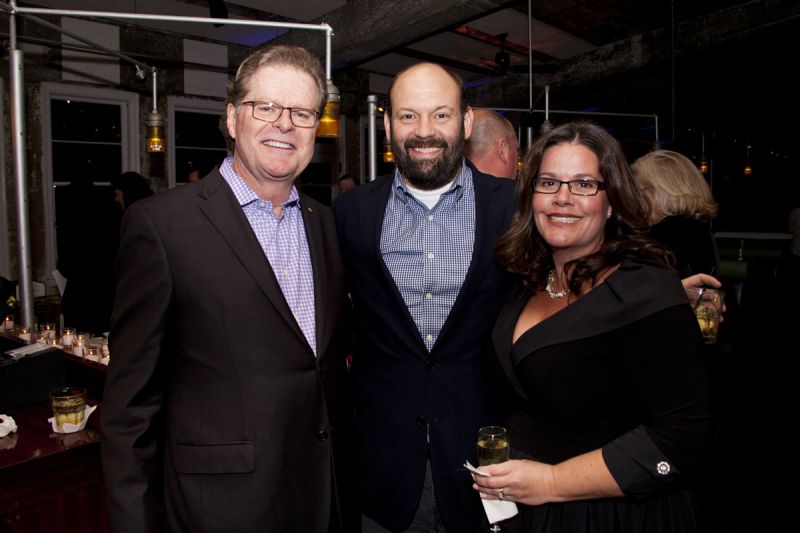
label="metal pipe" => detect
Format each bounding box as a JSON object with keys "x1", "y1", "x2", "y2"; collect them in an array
[
  {"x1": 528, "y1": 0, "x2": 533, "y2": 111},
  {"x1": 368, "y1": 95, "x2": 378, "y2": 182},
  {"x1": 13, "y1": 10, "x2": 149, "y2": 70},
  {"x1": 151, "y1": 67, "x2": 158, "y2": 112},
  {"x1": 10, "y1": 48, "x2": 34, "y2": 329},
  {"x1": 482, "y1": 106, "x2": 658, "y2": 119},
  {"x1": 9, "y1": 5, "x2": 333, "y2": 79}
]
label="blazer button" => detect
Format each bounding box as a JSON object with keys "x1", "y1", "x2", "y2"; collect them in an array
[
  {"x1": 317, "y1": 430, "x2": 329, "y2": 441},
  {"x1": 415, "y1": 416, "x2": 427, "y2": 426},
  {"x1": 425, "y1": 359, "x2": 435, "y2": 370}
]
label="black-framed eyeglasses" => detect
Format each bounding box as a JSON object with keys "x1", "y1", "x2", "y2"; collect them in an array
[
  {"x1": 533, "y1": 177, "x2": 606, "y2": 196},
  {"x1": 240, "y1": 101, "x2": 319, "y2": 128}
]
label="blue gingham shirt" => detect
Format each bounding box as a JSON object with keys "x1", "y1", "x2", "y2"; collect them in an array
[
  {"x1": 220, "y1": 157, "x2": 316, "y2": 355},
  {"x1": 380, "y1": 162, "x2": 476, "y2": 351}
]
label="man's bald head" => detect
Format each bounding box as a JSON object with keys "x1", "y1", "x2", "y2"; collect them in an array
[{"x1": 465, "y1": 109, "x2": 519, "y2": 179}]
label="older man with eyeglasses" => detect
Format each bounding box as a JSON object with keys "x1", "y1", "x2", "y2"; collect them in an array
[{"x1": 101, "y1": 45, "x2": 357, "y2": 533}]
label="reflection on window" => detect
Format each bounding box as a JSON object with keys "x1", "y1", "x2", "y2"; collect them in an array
[
  {"x1": 174, "y1": 110, "x2": 227, "y2": 183},
  {"x1": 51, "y1": 99, "x2": 123, "y2": 184}
]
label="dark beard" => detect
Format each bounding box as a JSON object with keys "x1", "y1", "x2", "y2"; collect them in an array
[{"x1": 392, "y1": 126, "x2": 465, "y2": 190}]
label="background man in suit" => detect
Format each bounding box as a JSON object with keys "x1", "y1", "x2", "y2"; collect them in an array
[
  {"x1": 465, "y1": 109, "x2": 520, "y2": 180},
  {"x1": 333, "y1": 63, "x2": 516, "y2": 532},
  {"x1": 101, "y1": 45, "x2": 356, "y2": 533}
]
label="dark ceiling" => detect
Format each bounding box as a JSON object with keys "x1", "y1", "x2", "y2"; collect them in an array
[{"x1": 14, "y1": 0, "x2": 800, "y2": 229}]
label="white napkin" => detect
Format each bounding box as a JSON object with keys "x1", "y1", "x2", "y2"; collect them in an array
[
  {"x1": 465, "y1": 461, "x2": 519, "y2": 523},
  {"x1": 0, "y1": 414, "x2": 18, "y2": 437},
  {"x1": 48, "y1": 404, "x2": 98, "y2": 433}
]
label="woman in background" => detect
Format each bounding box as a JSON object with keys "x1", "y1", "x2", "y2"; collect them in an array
[{"x1": 632, "y1": 150, "x2": 719, "y2": 277}]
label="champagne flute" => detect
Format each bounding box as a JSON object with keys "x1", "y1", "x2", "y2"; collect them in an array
[{"x1": 477, "y1": 426, "x2": 510, "y2": 532}]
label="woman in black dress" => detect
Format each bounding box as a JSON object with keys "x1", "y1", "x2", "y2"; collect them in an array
[{"x1": 472, "y1": 122, "x2": 712, "y2": 532}]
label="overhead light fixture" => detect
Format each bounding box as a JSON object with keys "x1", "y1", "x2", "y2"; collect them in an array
[
  {"x1": 146, "y1": 67, "x2": 165, "y2": 153},
  {"x1": 743, "y1": 143, "x2": 752, "y2": 175},
  {"x1": 383, "y1": 139, "x2": 395, "y2": 163},
  {"x1": 699, "y1": 133, "x2": 708, "y2": 174},
  {"x1": 316, "y1": 79, "x2": 341, "y2": 138}
]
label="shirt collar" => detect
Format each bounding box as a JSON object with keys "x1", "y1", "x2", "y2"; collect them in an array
[
  {"x1": 220, "y1": 156, "x2": 300, "y2": 209},
  {"x1": 392, "y1": 158, "x2": 470, "y2": 204}
]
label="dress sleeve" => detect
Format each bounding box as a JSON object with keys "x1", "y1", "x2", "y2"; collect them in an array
[{"x1": 601, "y1": 304, "x2": 713, "y2": 497}]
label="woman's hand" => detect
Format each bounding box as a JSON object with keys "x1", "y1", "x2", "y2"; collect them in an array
[
  {"x1": 471, "y1": 459, "x2": 557, "y2": 506},
  {"x1": 681, "y1": 273, "x2": 721, "y2": 290},
  {"x1": 681, "y1": 273, "x2": 726, "y2": 321},
  {"x1": 472, "y1": 450, "x2": 623, "y2": 505}
]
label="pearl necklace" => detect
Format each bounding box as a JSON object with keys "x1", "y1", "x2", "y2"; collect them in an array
[{"x1": 545, "y1": 270, "x2": 570, "y2": 299}]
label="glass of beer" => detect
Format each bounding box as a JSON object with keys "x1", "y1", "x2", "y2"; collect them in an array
[
  {"x1": 477, "y1": 425, "x2": 510, "y2": 532},
  {"x1": 686, "y1": 287, "x2": 725, "y2": 344}
]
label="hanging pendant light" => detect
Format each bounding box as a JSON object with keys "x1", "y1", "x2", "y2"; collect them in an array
[
  {"x1": 383, "y1": 139, "x2": 395, "y2": 163},
  {"x1": 743, "y1": 143, "x2": 752, "y2": 175},
  {"x1": 316, "y1": 79, "x2": 341, "y2": 138},
  {"x1": 699, "y1": 133, "x2": 708, "y2": 174},
  {"x1": 146, "y1": 68, "x2": 165, "y2": 153}
]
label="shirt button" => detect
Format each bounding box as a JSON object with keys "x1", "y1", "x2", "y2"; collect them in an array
[
  {"x1": 415, "y1": 416, "x2": 427, "y2": 426},
  {"x1": 427, "y1": 215, "x2": 434, "y2": 222},
  {"x1": 426, "y1": 334, "x2": 433, "y2": 342},
  {"x1": 317, "y1": 430, "x2": 329, "y2": 441},
  {"x1": 283, "y1": 269, "x2": 289, "y2": 276},
  {"x1": 427, "y1": 252, "x2": 434, "y2": 260},
  {"x1": 425, "y1": 293, "x2": 433, "y2": 300}
]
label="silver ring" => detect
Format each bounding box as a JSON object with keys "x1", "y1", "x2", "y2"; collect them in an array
[{"x1": 498, "y1": 487, "x2": 506, "y2": 501}]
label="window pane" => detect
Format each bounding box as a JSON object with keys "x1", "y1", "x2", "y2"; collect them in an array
[
  {"x1": 175, "y1": 111, "x2": 226, "y2": 148},
  {"x1": 175, "y1": 147, "x2": 227, "y2": 182},
  {"x1": 51, "y1": 99, "x2": 122, "y2": 143},
  {"x1": 52, "y1": 142, "x2": 122, "y2": 183}
]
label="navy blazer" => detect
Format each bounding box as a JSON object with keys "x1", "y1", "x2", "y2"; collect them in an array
[
  {"x1": 333, "y1": 163, "x2": 516, "y2": 532},
  {"x1": 102, "y1": 169, "x2": 357, "y2": 533}
]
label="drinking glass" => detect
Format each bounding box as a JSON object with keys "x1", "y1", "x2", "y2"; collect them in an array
[
  {"x1": 477, "y1": 426, "x2": 510, "y2": 532},
  {"x1": 686, "y1": 287, "x2": 725, "y2": 344}
]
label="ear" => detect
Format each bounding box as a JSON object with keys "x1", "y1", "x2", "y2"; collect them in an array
[
  {"x1": 463, "y1": 105, "x2": 474, "y2": 140},
  {"x1": 226, "y1": 103, "x2": 237, "y2": 141},
  {"x1": 497, "y1": 138, "x2": 509, "y2": 164},
  {"x1": 383, "y1": 111, "x2": 392, "y2": 140}
]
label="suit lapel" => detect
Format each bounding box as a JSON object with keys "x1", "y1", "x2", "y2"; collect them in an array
[
  {"x1": 197, "y1": 172, "x2": 308, "y2": 349},
  {"x1": 300, "y1": 196, "x2": 329, "y2": 357},
  {"x1": 364, "y1": 176, "x2": 430, "y2": 355},
  {"x1": 436, "y1": 168, "x2": 508, "y2": 345}
]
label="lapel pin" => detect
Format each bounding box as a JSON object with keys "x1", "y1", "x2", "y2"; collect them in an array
[{"x1": 306, "y1": 206, "x2": 314, "y2": 213}]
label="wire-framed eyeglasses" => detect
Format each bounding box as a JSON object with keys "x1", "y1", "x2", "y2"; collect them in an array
[
  {"x1": 241, "y1": 101, "x2": 319, "y2": 128},
  {"x1": 533, "y1": 177, "x2": 606, "y2": 196}
]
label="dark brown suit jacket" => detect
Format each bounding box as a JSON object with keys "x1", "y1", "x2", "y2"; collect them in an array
[{"x1": 101, "y1": 169, "x2": 356, "y2": 532}]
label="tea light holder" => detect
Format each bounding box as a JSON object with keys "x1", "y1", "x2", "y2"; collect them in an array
[
  {"x1": 3, "y1": 316, "x2": 13, "y2": 332},
  {"x1": 41, "y1": 322, "x2": 56, "y2": 340},
  {"x1": 17, "y1": 326, "x2": 31, "y2": 342},
  {"x1": 61, "y1": 327, "x2": 75, "y2": 348}
]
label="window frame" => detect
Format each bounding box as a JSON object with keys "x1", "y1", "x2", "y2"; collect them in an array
[
  {"x1": 41, "y1": 82, "x2": 139, "y2": 275},
  {"x1": 167, "y1": 96, "x2": 227, "y2": 188}
]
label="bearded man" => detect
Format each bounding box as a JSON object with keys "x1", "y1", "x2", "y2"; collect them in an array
[{"x1": 333, "y1": 62, "x2": 516, "y2": 533}]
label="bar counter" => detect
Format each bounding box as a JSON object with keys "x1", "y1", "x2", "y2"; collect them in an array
[{"x1": 0, "y1": 334, "x2": 109, "y2": 532}]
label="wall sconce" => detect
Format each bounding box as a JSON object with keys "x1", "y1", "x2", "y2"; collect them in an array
[
  {"x1": 383, "y1": 139, "x2": 395, "y2": 163},
  {"x1": 146, "y1": 67, "x2": 165, "y2": 153},
  {"x1": 316, "y1": 79, "x2": 341, "y2": 138}
]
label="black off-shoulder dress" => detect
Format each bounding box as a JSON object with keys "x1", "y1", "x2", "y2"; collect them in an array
[{"x1": 488, "y1": 258, "x2": 713, "y2": 533}]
